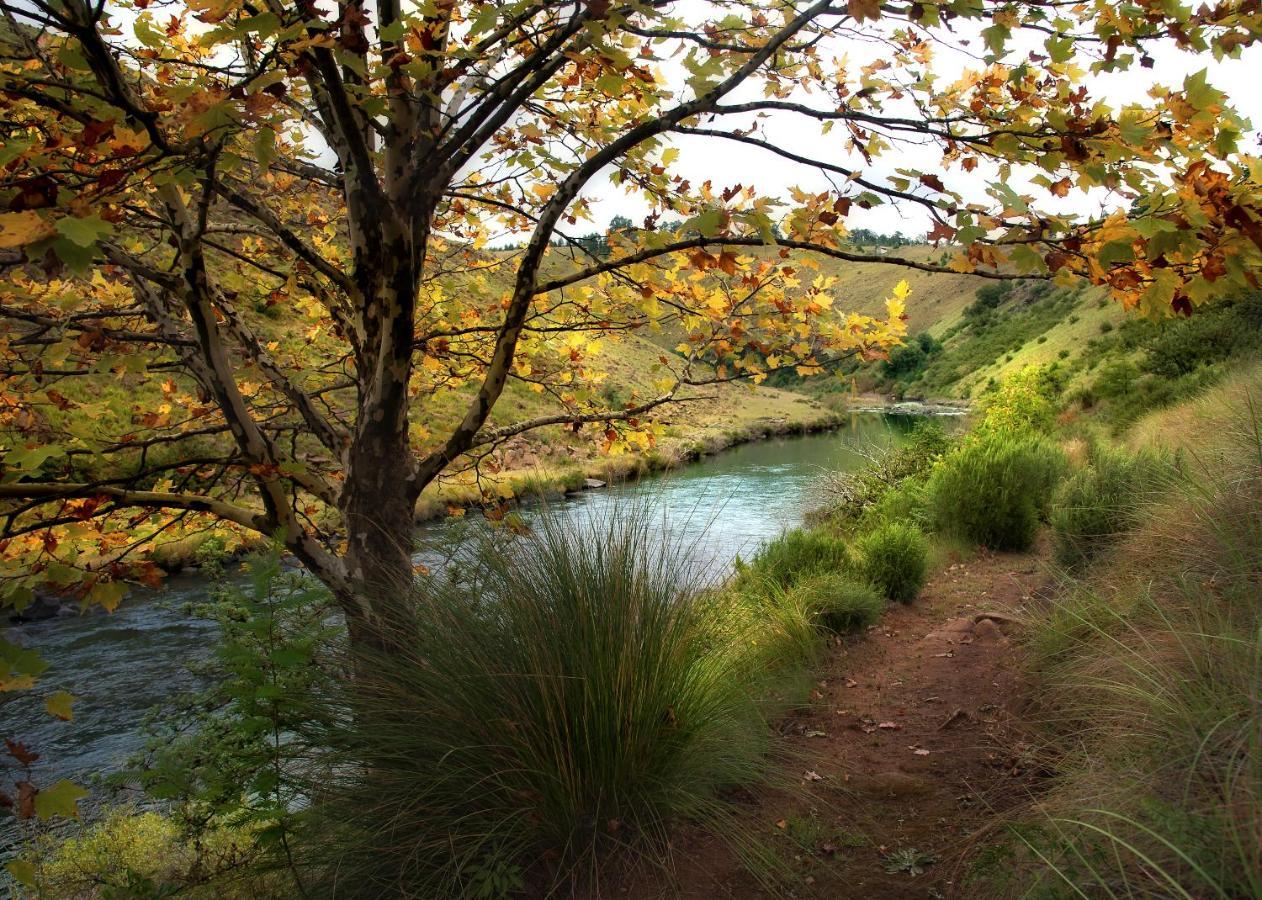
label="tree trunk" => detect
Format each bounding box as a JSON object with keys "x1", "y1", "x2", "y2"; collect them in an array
[{"x1": 338, "y1": 218, "x2": 427, "y2": 657}]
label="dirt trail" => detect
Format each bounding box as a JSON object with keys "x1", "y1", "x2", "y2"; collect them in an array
[{"x1": 631, "y1": 540, "x2": 1053, "y2": 899}]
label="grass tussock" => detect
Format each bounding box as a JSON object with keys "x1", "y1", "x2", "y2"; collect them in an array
[
  {"x1": 290, "y1": 505, "x2": 814, "y2": 898},
  {"x1": 990, "y1": 384, "x2": 1262, "y2": 898},
  {"x1": 735, "y1": 526, "x2": 851, "y2": 588},
  {"x1": 853, "y1": 522, "x2": 929, "y2": 603},
  {"x1": 1048, "y1": 445, "x2": 1172, "y2": 569},
  {"x1": 790, "y1": 573, "x2": 885, "y2": 634}
]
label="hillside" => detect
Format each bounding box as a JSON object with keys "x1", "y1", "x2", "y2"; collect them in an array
[{"x1": 815, "y1": 260, "x2": 1262, "y2": 434}]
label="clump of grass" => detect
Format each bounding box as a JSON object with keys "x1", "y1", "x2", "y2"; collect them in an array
[
  {"x1": 737, "y1": 526, "x2": 851, "y2": 588},
  {"x1": 292, "y1": 505, "x2": 799, "y2": 897},
  {"x1": 1049, "y1": 446, "x2": 1169, "y2": 568},
  {"x1": 791, "y1": 573, "x2": 885, "y2": 633},
  {"x1": 927, "y1": 433, "x2": 1066, "y2": 551},
  {"x1": 852, "y1": 522, "x2": 928, "y2": 603}
]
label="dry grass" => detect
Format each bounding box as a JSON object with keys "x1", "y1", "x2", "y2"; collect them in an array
[{"x1": 990, "y1": 372, "x2": 1262, "y2": 898}]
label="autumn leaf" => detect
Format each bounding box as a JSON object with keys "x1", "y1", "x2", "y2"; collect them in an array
[
  {"x1": 847, "y1": 0, "x2": 881, "y2": 22},
  {"x1": 44, "y1": 691, "x2": 75, "y2": 721},
  {"x1": 0, "y1": 212, "x2": 56, "y2": 248},
  {"x1": 5, "y1": 739, "x2": 39, "y2": 766},
  {"x1": 33, "y1": 779, "x2": 88, "y2": 821}
]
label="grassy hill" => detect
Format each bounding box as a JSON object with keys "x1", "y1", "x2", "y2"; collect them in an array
[{"x1": 810, "y1": 254, "x2": 1262, "y2": 434}]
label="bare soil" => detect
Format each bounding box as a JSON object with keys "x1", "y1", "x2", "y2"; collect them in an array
[{"x1": 623, "y1": 538, "x2": 1054, "y2": 899}]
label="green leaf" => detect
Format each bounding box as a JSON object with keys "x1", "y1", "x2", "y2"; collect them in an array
[
  {"x1": 0, "y1": 637, "x2": 48, "y2": 690},
  {"x1": 690, "y1": 208, "x2": 725, "y2": 238},
  {"x1": 981, "y1": 23, "x2": 1010, "y2": 56},
  {"x1": 55, "y1": 215, "x2": 113, "y2": 248},
  {"x1": 468, "y1": 5, "x2": 498, "y2": 37},
  {"x1": 1183, "y1": 69, "x2": 1223, "y2": 111},
  {"x1": 135, "y1": 16, "x2": 167, "y2": 48},
  {"x1": 34, "y1": 780, "x2": 88, "y2": 821},
  {"x1": 1045, "y1": 34, "x2": 1073, "y2": 63},
  {"x1": 1097, "y1": 238, "x2": 1135, "y2": 268},
  {"x1": 3, "y1": 443, "x2": 63, "y2": 472},
  {"x1": 254, "y1": 127, "x2": 277, "y2": 166},
  {"x1": 53, "y1": 237, "x2": 97, "y2": 272},
  {"x1": 6, "y1": 860, "x2": 36, "y2": 887}
]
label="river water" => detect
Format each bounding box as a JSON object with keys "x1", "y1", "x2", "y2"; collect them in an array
[{"x1": 0, "y1": 411, "x2": 942, "y2": 794}]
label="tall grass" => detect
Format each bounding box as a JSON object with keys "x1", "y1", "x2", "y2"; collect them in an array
[
  {"x1": 995, "y1": 390, "x2": 1262, "y2": 898},
  {"x1": 290, "y1": 505, "x2": 807, "y2": 897},
  {"x1": 853, "y1": 522, "x2": 929, "y2": 603}
]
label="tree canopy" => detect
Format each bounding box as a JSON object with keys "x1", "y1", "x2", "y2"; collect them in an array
[{"x1": 0, "y1": 0, "x2": 1259, "y2": 661}]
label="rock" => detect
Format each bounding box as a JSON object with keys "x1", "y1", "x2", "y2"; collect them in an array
[
  {"x1": 9, "y1": 590, "x2": 76, "y2": 624},
  {"x1": 583, "y1": 478, "x2": 606, "y2": 489},
  {"x1": 972, "y1": 617, "x2": 1007, "y2": 643}
]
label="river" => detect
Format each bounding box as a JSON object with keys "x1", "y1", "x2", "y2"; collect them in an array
[{"x1": 0, "y1": 411, "x2": 946, "y2": 796}]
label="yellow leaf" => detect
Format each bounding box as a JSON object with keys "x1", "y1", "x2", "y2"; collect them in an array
[
  {"x1": 0, "y1": 211, "x2": 56, "y2": 249},
  {"x1": 45, "y1": 690, "x2": 75, "y2": 721},
  {"x1": 88, "y1": 580, "x2": 127, "y2": 612}
]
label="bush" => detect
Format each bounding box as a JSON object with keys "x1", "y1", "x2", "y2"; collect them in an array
[
  {"x1": 928, "y1": 434, "x2": 1066, "y2": 551},
  {"x1": 976, "y1": 365, "x2": 1061, "y2": 436},
  {"x1": 1050, "y1": 447, "x2": 1167, "y2": 568},
  {"x1": 292, "y1": 508, "x2": 792, "y2": 896},
  {"x1": 791, "y1": 573, "x2": 885, "y2": 633},
  {"x1": 853, "y1": 522, "x2": 929, "y2": 603},
  {"x1": 739, "y1": 526, "x2": 850, "y2": 587},
  {"x1": 815, "y1": 420, "x2": 951, "y2": 526}
]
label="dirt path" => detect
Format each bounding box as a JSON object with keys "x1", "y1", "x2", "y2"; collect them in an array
[{"x1": 630, "y1": 540, "x2": 1053, "y2": 899}]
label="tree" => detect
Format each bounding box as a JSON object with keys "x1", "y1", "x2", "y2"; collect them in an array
[{"x1": 0, "y1": 0, "x2": 1259, "y2": 661}]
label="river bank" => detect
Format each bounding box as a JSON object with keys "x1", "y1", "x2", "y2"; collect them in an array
[{"x1": 148, "y1": 396, "x2": 969, "y2": 576}]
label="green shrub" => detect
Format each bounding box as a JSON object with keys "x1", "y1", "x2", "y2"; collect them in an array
[
  {"x1": 856, "y1": 474, "x2": 931, "y2": 531},
  {"x1": 928, "y1": 434, "x2": 1066, "y2": 551},
  {"x1": 739, "y1": 526, "x2": 850, "y2": 587},
  {"x1": 853, "y1": 522, "x2": 929, "y2": 603},
  {"x1": 791, "y1": 573, "x2": 885, "y2": 633},
  {"x1": 293, "y1": 508, "x2": 790, "y2": 896},
  {"x1": 1050, "y1": 447, "x2": 1167, "y2": 568}
]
